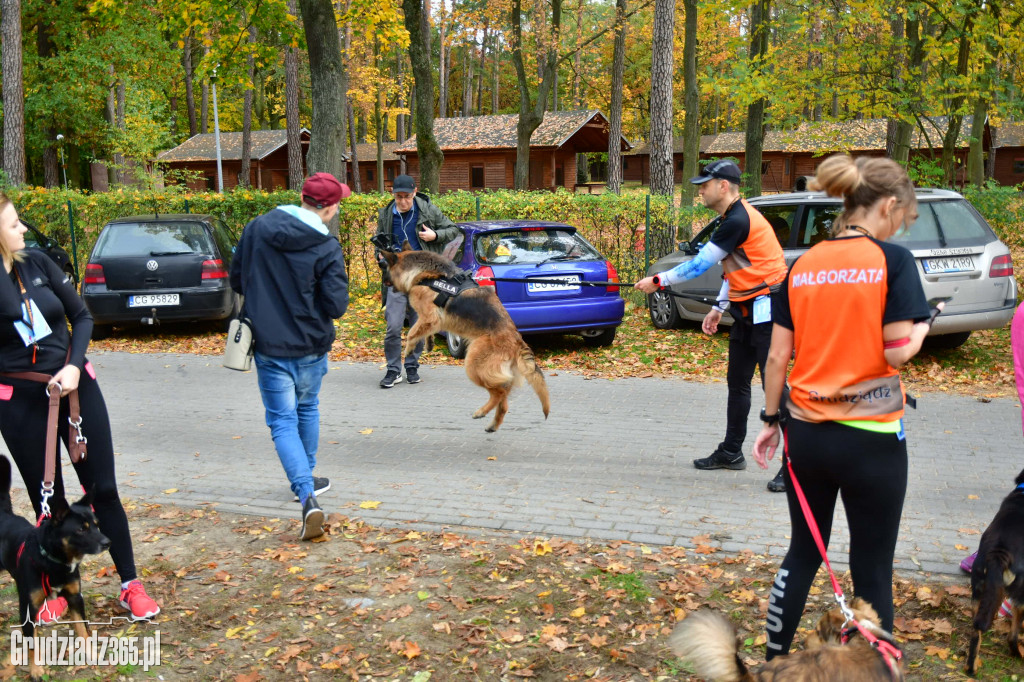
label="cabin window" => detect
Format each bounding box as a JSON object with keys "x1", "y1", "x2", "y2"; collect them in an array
[
  {"x1": 1014, "y1": 159, "x2": 1024, "y2": 174},
  {"x1": 761, "y1": 161, "x2": 771, "y2": 175},
  {"x1": 471, "y1": 165, "x2": 485, "y2": 189}
]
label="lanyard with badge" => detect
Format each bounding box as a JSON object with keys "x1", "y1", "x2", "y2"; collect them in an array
[{"x1": 11, "y1": 267, "x2": 52, "y2": 363}]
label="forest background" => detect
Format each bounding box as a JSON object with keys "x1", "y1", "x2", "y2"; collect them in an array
[{"x1": 0, "y1": 0, "x2": 1020, "y2": 201}]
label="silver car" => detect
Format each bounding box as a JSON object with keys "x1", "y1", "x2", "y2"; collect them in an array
[{"x1": 646, "y1": 189, "x2": 1017, "y2": 348}]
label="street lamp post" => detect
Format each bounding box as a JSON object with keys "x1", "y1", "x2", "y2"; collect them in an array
[
  {"x1": 55, "y1": 134, "x2": 68, "y2": 190},
  {"x1": 210, "y1": 68, "x2": 224, "y2": 193}
]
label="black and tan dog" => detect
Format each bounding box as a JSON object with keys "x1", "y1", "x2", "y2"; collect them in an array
[
  {"x1": 0, "y1": 456, "x2": 109, "y2": 680},
  {"x1": 670, "y1": 597, "x2": 904, "y2": 681},
  {"x1": 966, "y1": 467, "x2": 1024, "y2": 676},
  {"x1": 380, "y1": 245, "x2": 550, "y2": 432}
]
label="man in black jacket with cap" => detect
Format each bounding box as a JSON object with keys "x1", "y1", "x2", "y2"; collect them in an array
[{"x1": 230, "y1": 172, "x2": 350, "y2": 540}]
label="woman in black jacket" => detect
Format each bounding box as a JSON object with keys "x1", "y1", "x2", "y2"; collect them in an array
[{"x1": 0, "y1": 195, "x2": 159, "y2": 621}]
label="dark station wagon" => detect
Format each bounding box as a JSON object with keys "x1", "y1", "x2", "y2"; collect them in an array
[{"x1": 81, "y1": 214, "x2": 239, "y2": 338}]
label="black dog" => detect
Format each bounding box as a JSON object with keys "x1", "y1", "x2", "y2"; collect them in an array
[
  {"x1": 967, "y1": 467, "x2": 1024, "y2": 675},
  {"x1": 0, "y1": 455, "x2": 109, "y2": 679}
]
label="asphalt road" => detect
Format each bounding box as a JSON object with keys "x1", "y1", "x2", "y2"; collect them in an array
[{"x1": 12, "y1": 351, "x2": 1020, "y2": 578}]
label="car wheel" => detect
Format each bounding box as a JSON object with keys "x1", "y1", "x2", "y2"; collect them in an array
[
  {"x1": 648, "y1": 290, "x2": 683, "y2": 329},
  {"x1": 924, "y1": 331, "x2": 972, "y2": 350},
  {"x1": 446, "y1": 332, "x2": 469, "y2": 359},
  {"x1": 581, "y1": 327, "x2": 616, "y2": 347},
  {"x1": 223, "y1": 294, "x2": 241, "y2": 332},
  {"x1": 91, "y1": 323, "x2": 113, "y2": 340}
]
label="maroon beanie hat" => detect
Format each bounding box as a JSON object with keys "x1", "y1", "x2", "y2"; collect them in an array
[{"x1": 301, "y1": 172, "x2": 351, "y2": 208}]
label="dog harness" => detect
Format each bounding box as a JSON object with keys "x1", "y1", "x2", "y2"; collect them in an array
[{"x1": 423, "y1": 273, "x2": 478, "y2": 308}]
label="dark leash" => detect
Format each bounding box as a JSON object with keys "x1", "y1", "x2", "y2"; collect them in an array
[
  {"x1": 482, "y1": 277, "x2": 718, "y2": 304},
  {"x1": 0, "y1": 368, "x2": 87, "y2": 520}
]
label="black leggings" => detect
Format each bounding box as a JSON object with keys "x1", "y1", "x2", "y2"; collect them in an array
[
  {"x1": 0, "y1": 369, "x2": 136, "y2": 583},
  {"x1": 765, "y1": 418, "x2": 907, "y2": 659}
]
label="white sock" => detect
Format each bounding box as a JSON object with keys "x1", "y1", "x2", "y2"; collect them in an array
[{"x1": 121, "y1": 580, "x2": 137, "y2": 590}]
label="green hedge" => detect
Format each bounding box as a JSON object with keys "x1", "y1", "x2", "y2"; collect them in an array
[{"x1": 7, "y1": 187, "x2": 678, "y2": 289}]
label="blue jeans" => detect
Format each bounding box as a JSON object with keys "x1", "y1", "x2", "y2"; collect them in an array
[{"x1": 254, "y1": 352, "x2": 328, "y2": 502}]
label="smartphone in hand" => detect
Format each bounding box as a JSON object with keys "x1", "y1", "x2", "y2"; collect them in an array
[{"x1": 927, "y1": 296, "x2": 953, "y2": 326}]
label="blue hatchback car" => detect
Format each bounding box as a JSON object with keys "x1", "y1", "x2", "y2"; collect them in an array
[{"x1": 440, "y1": 220, "x2": 625, "y2": 357}]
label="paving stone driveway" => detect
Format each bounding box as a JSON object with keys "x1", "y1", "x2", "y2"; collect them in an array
[{"x1": 23, "y1": 351, "x2": 1019, "y2": 578}]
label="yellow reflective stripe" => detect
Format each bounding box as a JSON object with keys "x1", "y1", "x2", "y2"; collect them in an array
[{"x1": 836, "y1": 418, "x2": 902, "y2": 434}]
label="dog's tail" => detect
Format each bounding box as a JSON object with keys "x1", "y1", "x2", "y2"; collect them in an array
[
  {"x1": 669, "y1": 610, "x2": 751, "y2": 682},
  {"x1": 0, "y1": 456, "x2": 12, "y2": 514},
  {"x1": 516, "y1": 342, "x2": 550, "y2": 419}
]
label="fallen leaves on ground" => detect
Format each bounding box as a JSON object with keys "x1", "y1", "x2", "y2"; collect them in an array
[{"x1": 9, "y1": 502, "x2": 1016, "y2": 681}]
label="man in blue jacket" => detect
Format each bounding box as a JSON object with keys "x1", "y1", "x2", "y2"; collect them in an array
[{"x1": 230, "y1": 173, "x2": 350, "y2": 541}]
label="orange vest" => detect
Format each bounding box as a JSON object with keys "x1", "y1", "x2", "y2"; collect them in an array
[
  {"x1": 785, "y1": 237, "x2": 905, "y2": 423},
  {"x1": 722, "y1": 200, "x2": 788, "y2": 302}
]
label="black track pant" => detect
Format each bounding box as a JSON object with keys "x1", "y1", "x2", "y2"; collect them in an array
[
  {"x1": 0, "y1": 369, "x2": 136, "y2": 583},
  {"x1": 765, "y1": 418, "x2": 907, "y2": 659}
]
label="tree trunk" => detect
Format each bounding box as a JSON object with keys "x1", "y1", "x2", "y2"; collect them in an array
[
  {"x1": 606, "y1": 0, "x2": 626, "y2": 194},
  {"x1": 238, "y1": 24, "x2": 257, "y2": 189},
  {"x1": 403, "y1": 0, "x2": 443, "y2": 194},
  {"x1": 462, "y1": 44, "x2": 472, "y2": 117},
  {"x1": 183, "y1": 32, "x2": 197, "y2": 137},
  {"x1": 299, "y1": 0, "x2": 346, "y2": 189},
  {"x1": 941, "y1": 10, "x2": 974, "y2": 186},
  {"x1": 285, "y1": 0, "x2": 305, "y2": 189},
  {"x1": 510, "y1": 0, "x2": 562, "y2": 190},
  {"x1": 681, "y1": 0, "x2": 699, "y2": 204},
  {"x1": 347, "y1": 101, "x2": 361, "y2": 193},
  {"x1": 743, "y1": 0, "x2": 770, "y2": 196},
  {"x1": 491, "y1": 37, "x2": 499, "y2": 114},
  {"x1": 200, "y1": 46, "x2": 209, "y2": 134},
  {"x1": 438, "y1": 0, "x2": 447, "y2": 118},
  {"x1": 476, "y1": 22, "x2": 488, "y2": 114},
  {"x1": 1, "y1": 0, "x2": 25, "y2": 186},
  {"x1": 648, "y1": 0, "x2": 675, "y2": 196},
  {"x1": 37, "y1": 20, "x2": 58, "y2": 188}
]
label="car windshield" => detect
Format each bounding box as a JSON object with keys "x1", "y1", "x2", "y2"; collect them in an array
[
  {"x1": 93, "y1": 222, "x2": 214, "y2": 258},
  {"x1": 475, "y1": 228, "x2": 600, "y2": 265},
  {"x1": 891, "y1": 199, "x2": 994, "y2": 249}
]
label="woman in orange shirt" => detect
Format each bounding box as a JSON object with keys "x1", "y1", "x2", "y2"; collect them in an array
[{"x1": 752, "y1": 154, "x2": 932, "y2": 659}]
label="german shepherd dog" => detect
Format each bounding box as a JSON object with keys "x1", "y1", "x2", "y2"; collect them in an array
[
  {"x1": 670, "y1": 597, "x2": 904, "y2": 681},
  {"x1": 966, "y1": 467, "x2": 1024, "y2": 675},
  {"x1": 379, "y1": 245, "x2": 550, "y2": 432},
  {"x1": 0, "y1": 456, "x2": 110, "y2": 680}
]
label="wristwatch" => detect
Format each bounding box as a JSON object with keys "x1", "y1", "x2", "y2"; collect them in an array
[{"x1": 759, "y1": 407, "x2": 781, "y2": 425}]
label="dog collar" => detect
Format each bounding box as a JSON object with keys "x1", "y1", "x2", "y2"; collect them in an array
[{"x1": 38, "y1": 544, "x2": 73, "y2": 570}]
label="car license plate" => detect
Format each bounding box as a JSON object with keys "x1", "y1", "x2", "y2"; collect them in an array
[
  {"x1": 128, "y1": 294, "x2": 180, "y2": 307},
  {"x1": 922, "y1": 256, "x2": 974, "y2": 274},
  {"x1": 527, "y1": 276, "x2": 580, "y2": 292}
]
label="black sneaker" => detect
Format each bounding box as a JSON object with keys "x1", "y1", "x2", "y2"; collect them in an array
[
  {"x1": 300, "y1": 495, "x2": 325, "y2": 541},
  {"x1": 293, "y1": 477, "x2": 331, "y2": 502},
  {"x1": 693, "y1": 447, "x2": 746, "y2": 470},
  {"x1": 767, "y1": 468, "x2": 786, "y2": 493},
  {"x1": 405, "y1": 368, "x2": 421, "y2": 384},
  {"x1": 379, "y1": 370, "x2": 403, "y2": 388}
]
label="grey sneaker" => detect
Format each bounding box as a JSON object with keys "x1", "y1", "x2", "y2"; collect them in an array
[
  {"x1": 380, "y1": 370, "x2": 402, "y2": 388},
  {"x1": 300, "y1": 496, "x2": 325, "y2": 541},
  {"x1": 293, "y1": 477, "x2": 330, "y2": 502},
  {"x1": 693, "y1": 446, "x2": 746, "y2": 471},
  {"x1": 405, "y1": 368, "x2": 421, "y2": 384}
]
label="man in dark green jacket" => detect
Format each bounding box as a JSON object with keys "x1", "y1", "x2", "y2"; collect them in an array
[{"x1": 374, "y1": 174, "x2": 459, "y2": 388}]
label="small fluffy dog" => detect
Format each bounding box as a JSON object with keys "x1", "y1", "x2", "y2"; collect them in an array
[
  {"x1": 0, "y1": 455, "x2": 110, "y2": 680},
  {"x1": 966, "y1": 467, "x2": 1024, "y2": 675},
  {"x1": 670, "y1": 597, "x2": 904, "y2": 681},
  {"x1": 380, "y1": 245, "x2": 550, "y2": 432}
]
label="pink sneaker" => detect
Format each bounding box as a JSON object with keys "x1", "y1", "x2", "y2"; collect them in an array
[
  {"x1": 36, "y1": 596, "x2": 67, "y2": 624},
  {"x1": 119, "y1": 580, "x2": 160, "y2": 620},
  {"x1": 960, "y1": 551, "x2": 977, "y2": 574}
]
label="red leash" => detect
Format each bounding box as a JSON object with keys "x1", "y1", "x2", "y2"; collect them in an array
[{"x1": 783, "y1": 438, "x2": 903, "y2": 679}]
